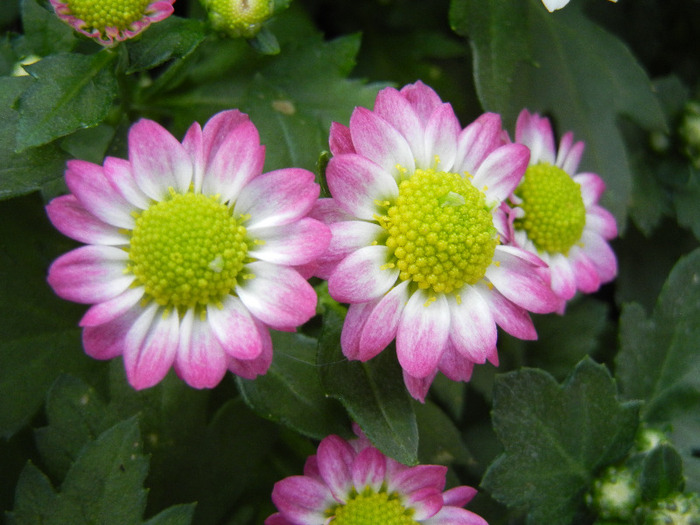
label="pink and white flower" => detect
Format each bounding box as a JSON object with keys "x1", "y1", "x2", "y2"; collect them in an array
[
  {"x1": 505, "y1": 109, "x2": 618, "y2": 311},
  {"x1": 267, "y1": 425, "x2": 488, "y2": 525},
  {"x1": 46, "y1": 110, "x2": 330, "y2": 390},
  {"x1": 314, "y1": 82, "x2": 560, "y2": 401},
  {"x1": 50, "y1": 0, "x2": 175, "y2": 46}
]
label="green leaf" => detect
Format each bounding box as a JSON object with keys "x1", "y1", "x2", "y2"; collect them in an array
[
  {"x1": 639, "y1": 444, "x2": 685, "y2": 502},
  {"x1": 482, "y1": 358, "x2": 640, "y2": 525},
  {"x1": 0, "y1": 76, "x2": 69, "y2": 200},
  {"x1": 16, "y1": 50, "x2": 118, "y2": 151},
  {"x1": 318, "y1": 310, "x2": 419, "y2": 465},
  {"x1": 143, "y1": 504, "x2": 196, "y2": 525},
  {"x1": 450, "y1": 0, "x2": 667, "y2": 229},
  {"x1": 0, "y1": 195, "x2": 101, "y2": 438},
  {"x1": 673, "y1": 167, "x2": 700, "y2": 242},
  {"x1": 126, "y1": 16, "x2": 206, "y2": 74},
  {"x1": 19, "y1": 0, "x2": 77, "y2": 56},
  {"x1": 160, "y1": 29, "x2": 385, "y2": 173},
  {"x1": 34, "y1": 375, "x2": 120, "y2": 480},
  {"x1": 237, "y1": 331, "x2": 349, "y2": 439},
  {"x1": 616, "y1": 248, "x2": 700, "y2": 421},
  {"x1": 413, "y1": 400, "x2": 473, "y2": 467}
]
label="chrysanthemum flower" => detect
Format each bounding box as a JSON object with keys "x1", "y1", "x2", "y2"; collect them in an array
[
  {"x1": 314, "y1": 82, "x2": 559, "y2": 401},
  {"x1": 267, "y1": 425, "x2": 488, "y2": 525},
  {"x1": 46, "y1": 110, "x2": 329, "y2": 390},
  {"x1": 49, "y1": 0, "x2": 175, "y2": 46},
  {"x1": 505, "y1": 110, "x2": 618, "y2": 311}
]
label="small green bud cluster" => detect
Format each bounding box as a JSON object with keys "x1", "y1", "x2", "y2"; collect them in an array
[
  {"x1": 679, "y1": 101, "x2": 700, "y2": 169},
  {"x1": 586, "y1": 425, "x2": 699, "y2": 525}
]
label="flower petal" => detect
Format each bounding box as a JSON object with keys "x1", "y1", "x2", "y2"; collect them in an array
[
  {"x1": 402, "y1": 370, "x2": 436, "y2": 403},
  {"x1": 424, "y1": 506, "x2": 489, "y2": 525},
  {"x1": 351, "y1": 447, "x2": 387, "y2": 494},
  {"x1": 202, "y1": 119, "x2": 265, "y2": 204},
  {"x1": 399, "y1": 81, "x2": 444, "y2": 124},
  {"x1": 556, "y1": 131, "x2": 585, "y2": 174},
  {"x1": 396, "y1": 291, "x2": 450, "y2": 378},
  {"x1": 357, "y1": 280, "x2": 410, "y2": 362},
  {"x1": 48, "y1": 246, "x2": 133, "y2": 304},
  {"x1": 454, "y1": 113, "x2": 504, "y2": 175},
  {"x1": 207, "y1": 295, "x2": 263, "y2": 360},
  {"x1": 128, "y1": 118, "x2": 193, "y2": 199},
  {"x1": 389, "y1": 464, "x2": 447, "y2": 495},
  {"x1": 349, "y1": 107, "x2": 416, "y2": 179},
  {"x1": 476, "y1": 285, "x2": 537, "y2": 340},
  {"x1": 64, "y1": 159, "x2": 135, "y2": 229},
  {"x1": 249, "y1": 218, "x2": 331, "y2": 266},
  {"x1": 80, "y1": 286, "x2": 145, "y2": 327},
  {"x1": 442, "y1": 486, "x2": 478, "y2": 507},
  {"x1": 320, "y1": 220, "x2": 384, "y2": 269},
  {"x1": 569, "y1": 248, "x2": 602, "y2": 293},
  {"x1": 237, "y1": 261, "x2": 317, "y2": 330},
  {"x1": 271, "y1": 476, "x2": 335, "y2": 525},
  {"x1": 424, "y1": 103, "x2": 460, "y2": 171},
  {"x1": 471, "y1": 143, "x2": 529, "y2": 205},
  {"x1": 235, "y1": 168, "x2": 319, "y2": 229},
  {"x1": 328, "y1": 245, "x2": 399, "y2": 303},
  {"x1": 586, "y1": 205, "x2": 618, "y2": 240},
  {"x1": 549, "y1": 254, "x2": 578, "y2": 301},
  {"x1": 406, "y1": 487, "x2": 444, "y2": 520},
  {"x1": 486, "y1": 246, "x2": 560, "y2": 314},
  {"x1": 447, "y1": 287, "x2": 497, "y2": 364},
  {"x1": 82, "y1": 305, "x2": 141, "y2": 360},
  {"x1": 515, "y1": 109, "x2": 556, "y2": 165},
  {"x1": 326, "y1": 154, "x2": 399, "y2": 221},
  {"x1": 574, "y1": 172, "x2": 606, "y2": 206},
  {"x1": 373, "y1": 87, "x2": 428, "y2": 167},
  {"x1": 228, "y1": 320, "x2": 273, "y2": 379},
  {"x1": 581, "y1": 230, "x2": 618, "y2": 283},
  {"x1": 438, "y1": 343, "x2": 475, "y2": 382},
  {"x1": 46, "y1": 195, "x2": 127, "y2": 245},
  {"x1": 175, "y1": 309, "x2": 228, "y2": 389},
  {"x1": 329, "y1": 121, "x2": 356, "y2": 155},
  {"x1": 103, "y1": 156, "x2": 151, "y2": 210},
  {"x1": 317, "y1": 435, "x2": 356, "y2": 502},
  {"x1": 340, "y1": 300, "x2": 375, "y2": 361},
  {"x1": 123, "y1": 303, "x2": 179, "y2": 390}
]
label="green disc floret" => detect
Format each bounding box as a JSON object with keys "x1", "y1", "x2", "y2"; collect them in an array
[
  {"x1": 128, "y1": 191, "x2": 250, "y2": 312},
  {"x1": 331, "y1": 489, "x2": 418, "y2": 525},
  {"x1": 379, "y1": 168, "x2": 498, "y2": 295},
  {"x1": 66, "y1": 0, "x2": 152, "y2": 31},
  {"x1": 514, "y1": 163, "x2": 586, "y2": 255}
]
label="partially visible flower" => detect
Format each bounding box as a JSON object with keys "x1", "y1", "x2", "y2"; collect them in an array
[
  {"x1": 201, "y1": 0, "x2": 273, "y2": 38},
  {"x1": 46, "y1": 110, "x2": 329, "y2": 390},
  {"x1": 541, "y1": 0, "x2": 618, "y2": 12},
  {"x1": 640, "y1": 492, "x2": 700, "y2": 525},
  {"x1": 505, "y1": 110, "x2": 618, "y2": 311},
  {"x1": 314, "y1": 82, "x2": 559, "y2": 401},
  {"x1": 267, "y1": 425, "x2": 488, "y2": 525},
  {"x1": 49, "y1": 0, "x2": 175, "y2": 46},
  {"x1": 586, "y1": 465, "x2": 640, "y2": 522}
]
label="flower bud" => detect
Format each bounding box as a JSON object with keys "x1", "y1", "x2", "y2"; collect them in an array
[
  {"x1": 639, "y1": 492, "x2": 700, "y2": 525},
  {"x1": 202, "y1": 0, "x2": 274, "y2": 38},
  {"x1": 586, "y1": 465, "x2": 641, "y2": 521}
]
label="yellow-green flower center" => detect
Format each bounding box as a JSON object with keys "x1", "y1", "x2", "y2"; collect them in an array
[
  {"x1": 128, "y1": 191, "x2": 251, "y2": 312},
  {"x1": 378, "y1": 168, "x2": 498, "y2": 295},
  {"x1": 331, "y1": 490, "x2": 418, "y2": 525},
  {"x1": 66, "y1": 0, "x2": 152, "y2": 31},
  {"x1": 514, "y1": 163, "x2": 586, "y2": 255},
  {"x1": 205, "y1": 0, "x2": 273, "y2": 38}
]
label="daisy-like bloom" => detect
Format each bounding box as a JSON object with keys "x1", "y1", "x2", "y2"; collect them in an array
[
  {"x1": 267, "y1": 425, "x2": 488, "y2": 525},
  {"x1": 314, "y1": 82, "x2": 560, "y2": 401},
  {"x1": 506, "y1": 110, "x2": 618, "y2": 311},
  {"x1": 49, "y1": 0, "x2": 175, "y2": 46},
  {"x1": 46, "y1": 110, "x2": 329, "y2": 390}
]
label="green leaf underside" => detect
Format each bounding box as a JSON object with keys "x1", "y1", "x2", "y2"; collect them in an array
[
  {"x1": 450, "y1": 0, "x2": 666, "y2": 230},
  {"x1": 17, "y1": 51, "x2": 118, "y2": 151},
  {"x1": 482, "y1": 358, "x2": 639, "y2": 525},
  {"x1": 237, "y1": 330, "x2": 349, "y2": 440},
  {"x1": 318, "y1": 310, "x2": 419, "y2": 466}
]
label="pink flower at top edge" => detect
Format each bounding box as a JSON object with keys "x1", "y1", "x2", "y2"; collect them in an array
[
  {"x1": 46, "y1": 110, "x2": 330, "y2": 390},
  {"x1": 267, "y1": 425, "x2": 488, "y2": 525},
  {"x1": 505, "y1": 109, "x2": 618, "y2": 312},
  {"x1": 313, "y1": 81, "x2": 560, "y2": 402},
  {"x1": 49, "y1": 0, "x2": 175, "y2": 46}
]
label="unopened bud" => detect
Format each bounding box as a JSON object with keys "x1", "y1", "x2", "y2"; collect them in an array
[{"x1": 202, "y1": 0, "x2": 274, "y2": 38}]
